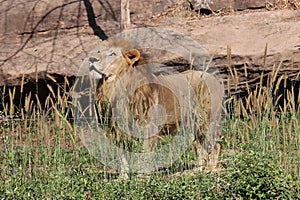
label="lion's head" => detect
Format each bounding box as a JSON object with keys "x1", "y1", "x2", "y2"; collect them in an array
[{"x1": 88, "y1": 40, "x2": 142, "y2": 80}]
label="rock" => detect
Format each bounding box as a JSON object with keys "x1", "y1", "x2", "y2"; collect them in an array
[
  {"x1": 189, "y1": 0, "x2": 276, "y2": 12},
  {"x1": 0, "y1": 3, "x2": 299, "y2": 94},
  {"x1": 0, "y1": 0, "x2": 87, "y2": 35},
  {"x1": 233, "y1": 0, "x2": 274, "y2": 10},
  {"x1": 148, "y1": 9, "x2": 300, "y2": 92},
  {"x1": 0, "y1": 0, "x2": 175, "y2": 36},
  {"x1": 0, "y1": 0, "x2": 176, "y2": 86}
]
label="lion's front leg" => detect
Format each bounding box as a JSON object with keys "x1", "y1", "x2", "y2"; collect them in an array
[
  {"x1": 193, "y1": 141, "x2": 221, "y2": 171},
  {"x1": 192, "y1": 141, "x2": 207, "y2": 171},
  {"x1": 206, "y1": 142, "x2": 220, "y2": 169},
  {"x1": 144, "y1": 135, "x2": 160, "y2": 151},
  {"x1": 119, "y1": 153, "x2": 130, "y2": 180},
  {"x1": 111, "y1": 120, "x2": 131, "y2": 179}
]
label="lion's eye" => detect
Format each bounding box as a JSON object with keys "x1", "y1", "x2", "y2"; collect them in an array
[{"x1": 108, "y1": 52, "x2": 116, "y2": 56}]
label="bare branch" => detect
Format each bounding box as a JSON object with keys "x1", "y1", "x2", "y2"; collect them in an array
[
  {"x1": 120, "y1": 0, "x2": 131, "y2": 31},
  {"x1": 83, "y1": 0, "x2": 108, "y2": 40}
]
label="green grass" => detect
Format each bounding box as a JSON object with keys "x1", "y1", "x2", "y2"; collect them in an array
[
  {"x1": 1, "y1": 128, "x2": 299, "y2": 199},
  {"x1": 0, "y1": 60, "x2": 300, "y2": 199},
  {"x1": 0, "y1": 114, "x2": 299, "y2": 199}
]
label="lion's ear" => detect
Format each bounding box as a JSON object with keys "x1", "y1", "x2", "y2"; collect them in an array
[{"x1": 124, "y1": 49, "x2": 141, "y2": 66}]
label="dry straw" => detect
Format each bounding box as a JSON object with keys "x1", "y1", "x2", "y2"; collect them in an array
[{"x1": 0, "y1": 46, "x2": 299, "y2": 175}]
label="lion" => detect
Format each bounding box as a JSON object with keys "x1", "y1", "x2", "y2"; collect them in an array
[{"x1": 87, "y1": 39, "x2": 224, "y2": 176}]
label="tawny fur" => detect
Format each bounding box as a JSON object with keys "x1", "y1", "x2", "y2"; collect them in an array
[{"x1": 92, "y1": 39, "x2": 223, "y2": 170}]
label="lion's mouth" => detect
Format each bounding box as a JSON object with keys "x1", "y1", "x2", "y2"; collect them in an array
[
  {"x1": 89, "y1": 57, "x2": 106, "y2": 80},
  {"x1": 89, "y1": 64, "x2": 105, "y2": 77}
]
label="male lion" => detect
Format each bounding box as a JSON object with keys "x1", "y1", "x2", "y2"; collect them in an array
[{"x1": 88, "y1": 39, "x2": 224, "y2": 176}]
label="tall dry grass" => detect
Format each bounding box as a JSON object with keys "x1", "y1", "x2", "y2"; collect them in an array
[
  {"x1": 0, "y1": 75, "x2": 81, "y2": 176},
  {"x1": 224, "y1": 49, "x2": 299, "y2": 175},
  {"x1": 276, "y1": 0, "x2": 300, "y2": 10},
  {"x1": 0, "y1": 50, "x2": 299, "y2": 176}
]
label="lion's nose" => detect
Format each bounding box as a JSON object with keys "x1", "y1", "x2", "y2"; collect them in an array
[{"x1": 89, "y1": 57, "x2": 99, "y2": 63}]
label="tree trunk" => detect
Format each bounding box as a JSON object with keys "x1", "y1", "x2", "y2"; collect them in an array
[{"x1": 120, "y1": 0, "x2": 131, "y2": 31}]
